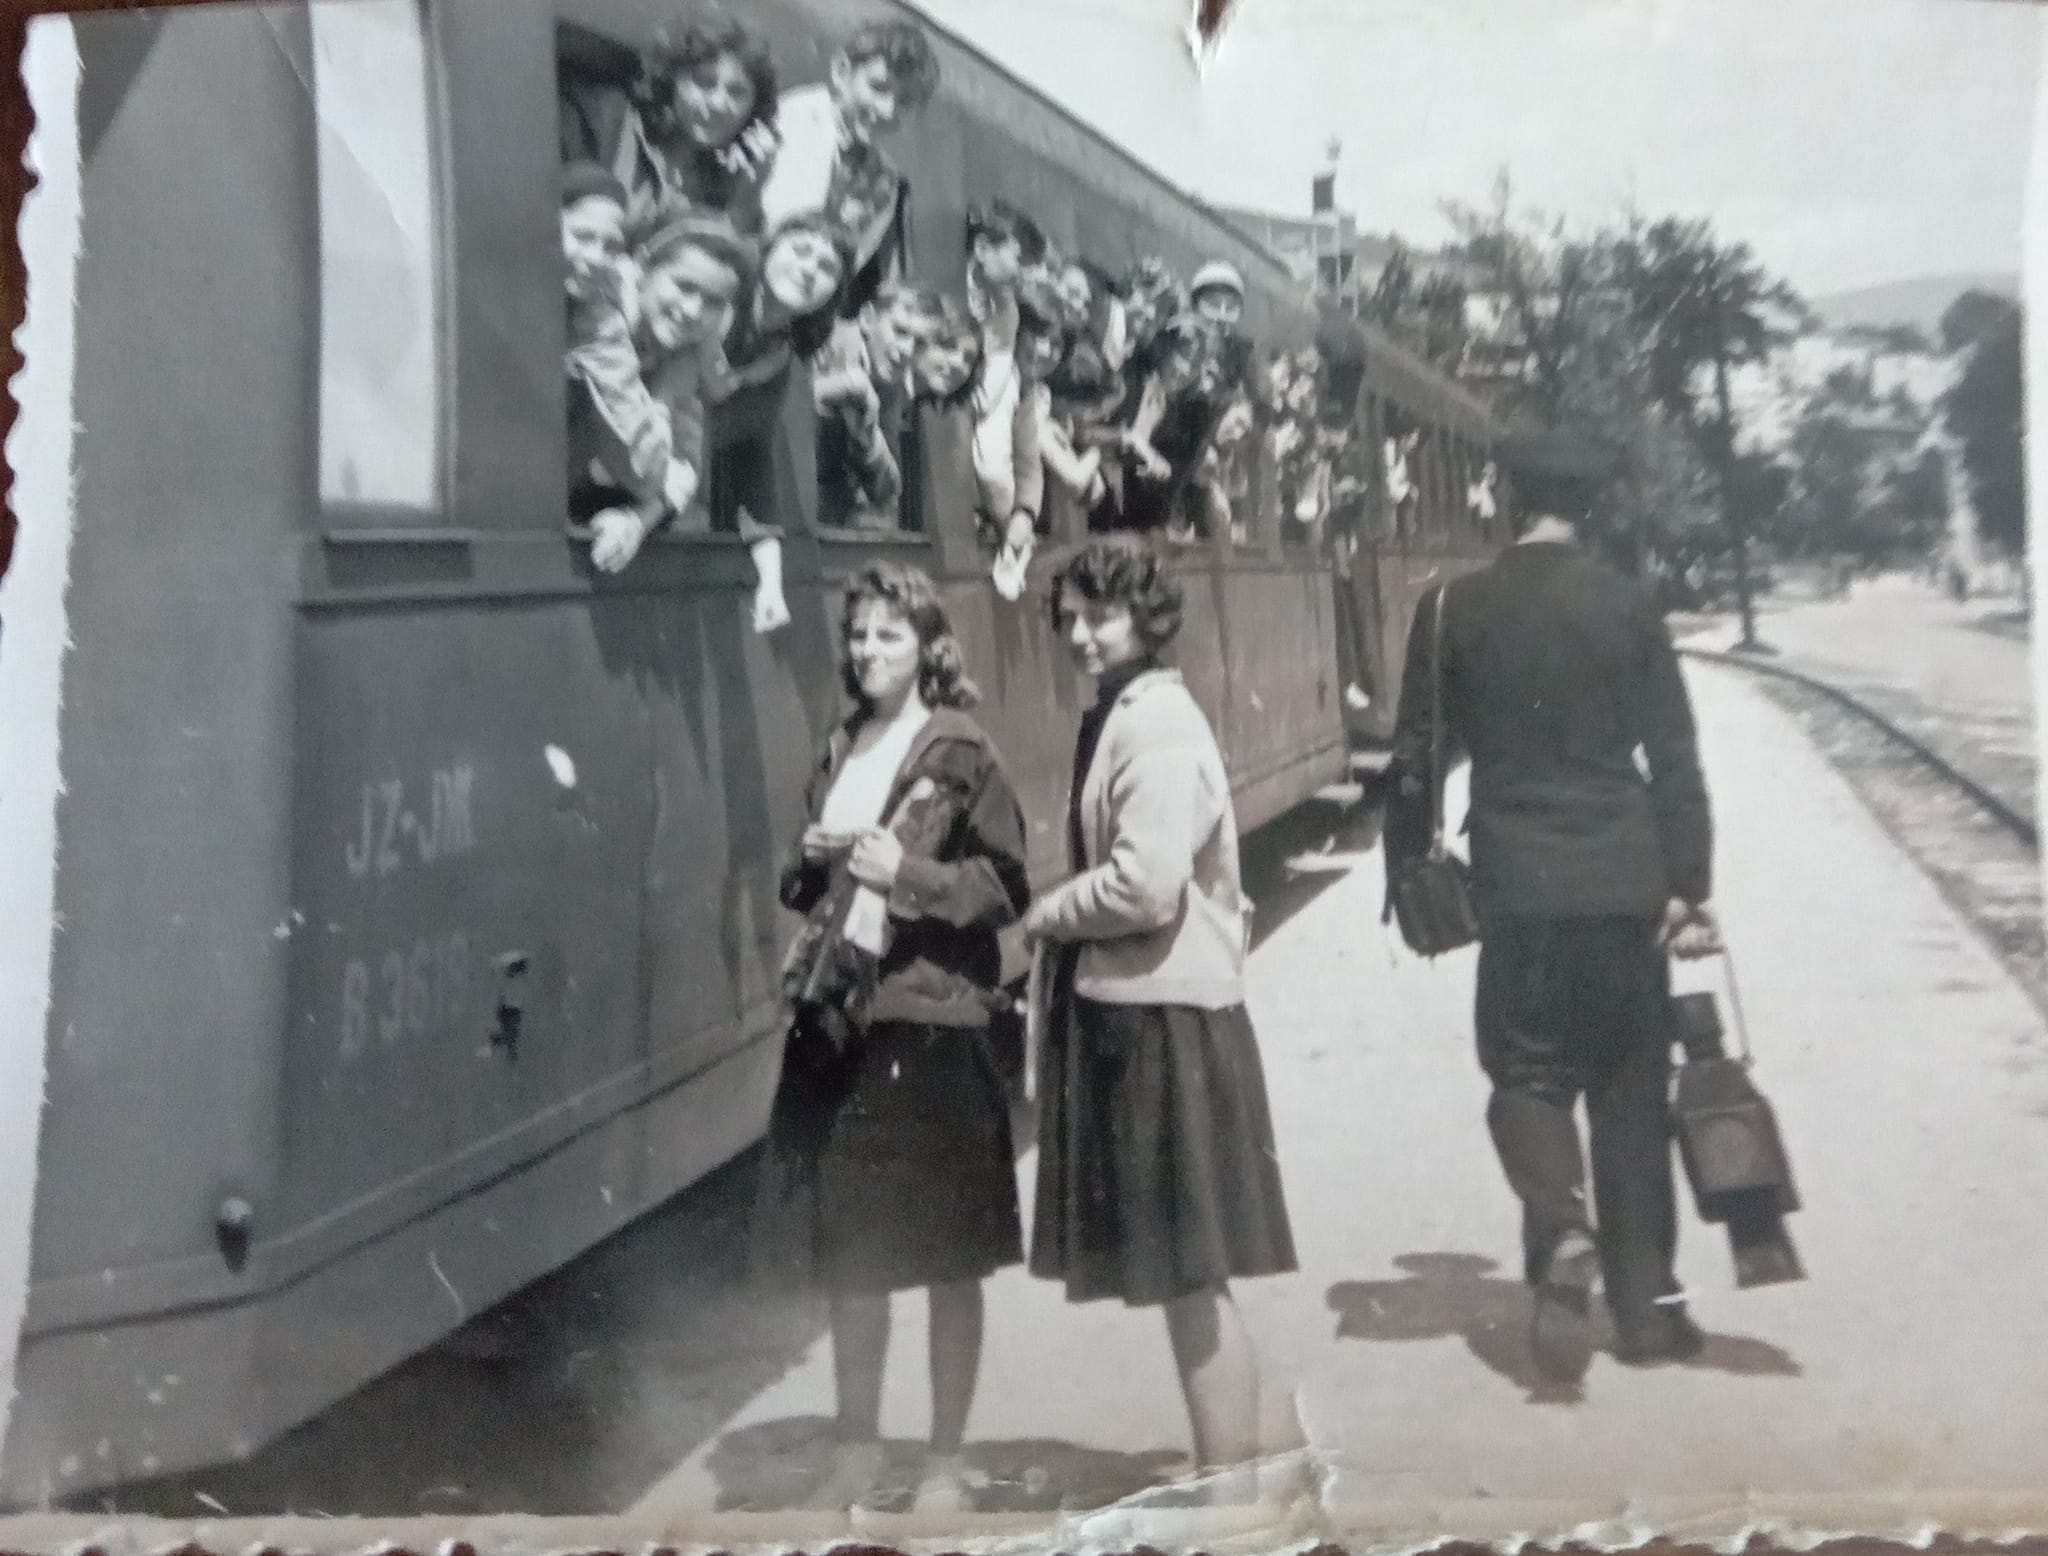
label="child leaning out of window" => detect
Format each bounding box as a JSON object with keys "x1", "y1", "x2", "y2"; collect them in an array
[{"x1": 562, "y1": 162, "x2": 702, "y2": 574}]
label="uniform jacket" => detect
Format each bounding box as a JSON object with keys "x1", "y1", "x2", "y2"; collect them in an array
[
  {"x1": 780, "y1": 708, "x2": 1030, "y2": 1027},
  {"x1": 1385, "y1": 540, "x2": 1713, "y2": 922}
]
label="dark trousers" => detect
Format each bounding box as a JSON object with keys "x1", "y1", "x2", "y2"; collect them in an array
[{"x1": 1475, "y1": 915, "x2": 1679, "y2": 1331}]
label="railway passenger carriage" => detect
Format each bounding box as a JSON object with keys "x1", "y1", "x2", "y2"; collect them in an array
[
  {"x1": 1328, "y1": 321, "x2": 1505, "y2": 738},
  {"x1": 1, "y1": 0, "x2": 1499, "y2": 1502}
]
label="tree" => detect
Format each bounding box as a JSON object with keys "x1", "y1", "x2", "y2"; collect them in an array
[
  {"x1": 1728, "y1": 452, "x2": 1793, "y2": 551},
  {"x1": 1940, "y1": 289, "x2": 2015, "y2": 355},
  {"x1": 1883, "y1": 446, "x2": 1952, "y2": 560},
  {"x1": 1780, "y1": 368, "x2": 1948, "y2": 568},
  {"x1": 1363, "y1": 241, "x2": 1470, "y2": 373},
  {"x1": 1613, "y1": 216, "x2": 1812, "y2": 648},
  {"x1": 1447, "y1": 172, "x2": 1609, "y2": 426},
  {"x1": 1367, "y1": 244, "x2": 1415, "y2": 332},
  {"x1": 1415, "y1": 270, "x2": 1470, "y2": 370},
  {"x1": 1939, "y1": 290, "x2": 2025, "y2": 558},
  {"x1": 1442, "y1": 176, "x2": 1721, "y2": 593},
  {"x1": 1785, "y1": 404, "x2": 1876, "y2": 559}
]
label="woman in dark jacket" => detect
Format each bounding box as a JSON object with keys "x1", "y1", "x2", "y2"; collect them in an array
[{"x1": 768, "y1": 561, "x2": 1030, "y2": 1513}]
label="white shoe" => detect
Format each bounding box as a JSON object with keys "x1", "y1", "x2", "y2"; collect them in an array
[
  {"x1": 909, "y1": 1452, "x2": 984, "y2": 1515},
  {"x1": 805, "y1": 1437, "x2": 887, "y2": 1510},
  {"x1": 1344, "y1": 683, "x2": 1372, "y2": 712}
]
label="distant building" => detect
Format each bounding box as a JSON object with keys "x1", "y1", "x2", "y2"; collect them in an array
[
  {"x1": 1206, "y1": 197, "x2": 1515, "y2": 384},
  {"x1": 1726, "y1": 332, "x2": 1955, "y2": 458},
  {"x1": 1205, "y1": 200, "x2": 1372, "y2": 308}
]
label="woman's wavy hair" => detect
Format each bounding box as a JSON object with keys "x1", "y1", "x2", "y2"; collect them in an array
[
  {"x1": 840, "y1": 21, "x2": 942, "y2": 113},
  {"x1": 1014, "y1": 271, "x2": 1073, "y2": 376},
  {"x1": 1046, "y1": 535, "x2": 1185, "y2": 657},
  {"x1": 911, "y1": 298, "x2": 986, "y2": 411},
  {"x1": 634, "y1": 10, "x2": 779, "y2": 150},
  {"x1": 965, "y1": 200, "x2": 1049, "y2": 266},
  {"x1": 1050, "y1": 337, "x2": 1117, "y2": 405},
  {"x1": 839, "y1": 562, "x2": 981, "y2": 710},
  {"x1": 760, "y1": 211, "x2": 857, "y2": 358}
]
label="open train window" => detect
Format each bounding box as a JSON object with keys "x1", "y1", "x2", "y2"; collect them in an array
[
  {"x1": 1383, "y1": 402, "x2": 1421, "y2": 542},
  {"x1": 554, "y1": 13, "x2": 929, "y2": 544},
  {"x1": 309, "y1": 0, "x2": 447, "y2": 517}
]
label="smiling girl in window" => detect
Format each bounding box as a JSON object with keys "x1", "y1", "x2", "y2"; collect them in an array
[
  {"x1": 620, "y1": 11, "x2": 781, "y2": 235},
  {"x1": 562, "y1": 164, "x2": 707, "y2": 574},
  {"x1": 558, "y1": 10, "x2": 781, "y2": 238},
  {"x1": 699, "y1": 212, "x2": 855, "y2": 617},
  {"x1": 758, "y1": 20, "x2": 941, "y2": 320}
]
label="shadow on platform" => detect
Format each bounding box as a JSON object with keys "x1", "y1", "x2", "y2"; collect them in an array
[
  {"x1": 1325, "y1": 1252, "x2": 1801, "y2": 1406},
  {"x1": 1244, "y1": 790, "x2": 1385, "y2": 954},
  {"x1": 68, "y1": 1149, "x2": 826, "y2": 1519}
]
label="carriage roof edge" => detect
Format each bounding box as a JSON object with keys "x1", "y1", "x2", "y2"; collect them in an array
[
  {"x1": 1315, "y1": 300, "x2": 1497, "y2": 445},
  {"x1": 891, "y1": 0, "x2": 1316, "y2": 293}
]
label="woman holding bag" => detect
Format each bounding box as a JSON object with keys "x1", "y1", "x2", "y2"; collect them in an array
[
  {"x1": 766, "y1": 562, "x2": 1031, "y2": 1513},
  {"x1": 1022, "y1": 536, "x2": 1297, "y2": 1499}
]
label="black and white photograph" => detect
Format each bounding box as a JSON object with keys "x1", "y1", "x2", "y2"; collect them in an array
[{"x1": 0, "y1": 0, "x2": 2043, "y2": 1542}]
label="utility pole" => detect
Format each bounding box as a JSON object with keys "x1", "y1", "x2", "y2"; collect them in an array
[
  {"x1": 1712, "y1": 333, "x2": 1763, "y2": 651},
  {"x1": 1312, "y1": 137, "x2": 1343, "y2": 309}
]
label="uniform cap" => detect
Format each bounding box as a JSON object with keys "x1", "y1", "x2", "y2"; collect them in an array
[
  {"x1": 1497, "y1": 428, "x2": 1615, "y2": 511},
  {"x1": 1189, "y1": 260, "x2": 1246, "y2": 302}
]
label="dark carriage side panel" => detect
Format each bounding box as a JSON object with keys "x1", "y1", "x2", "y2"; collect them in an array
[
  {"x1": 29, "y1": 3, "x2": 309, "y2": 1299},
  {"x1": 275, "y1": 0, "x2": 820, "y2": 1327},
  {"x1": 1344, "y1": 338, "x2": 1502, "y2": 743},
  {"x1": 8, "y1": 2, "x2": 315, "y2": 1496}
]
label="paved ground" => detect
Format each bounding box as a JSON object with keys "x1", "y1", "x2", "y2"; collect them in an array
[
  {"x1": 624, "y1": 659, "x2": 2048, "y2": 1519},
  {"x1": 1682, "y1": 574, "x2": 2039, "y2": 825},
  {"x1": 83, "y1": 661, "x2": 2048, "y2": 1534}
]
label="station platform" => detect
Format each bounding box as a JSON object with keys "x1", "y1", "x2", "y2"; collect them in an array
[{"x1": 623, "y1": 656, "x2": 2048, "y2": 1522}]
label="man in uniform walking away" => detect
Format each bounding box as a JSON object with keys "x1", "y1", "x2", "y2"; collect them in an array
[{"x1": 1385, "y1": 430, "x2": 1722, "y2": 1387}]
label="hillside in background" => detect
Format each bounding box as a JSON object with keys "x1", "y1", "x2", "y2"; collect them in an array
[{"x1": 1812, "y1": 273, "x2": 2021, "y2": 336}]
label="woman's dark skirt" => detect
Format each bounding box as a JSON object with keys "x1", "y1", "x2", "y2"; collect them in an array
[
  {"x1": 755, "y1": 1015, "x2": 1024, "y2": 1295},
  {"x1": 1030, "y1": 952, "x2": 1298, "y2": 1306}
]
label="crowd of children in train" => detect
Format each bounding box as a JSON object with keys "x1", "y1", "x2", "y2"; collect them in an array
[{"x1": 556, "y1": 5, "x2": 1466, "y2": 634}]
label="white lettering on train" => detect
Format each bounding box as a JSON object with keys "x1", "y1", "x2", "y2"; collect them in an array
[
  {"x1": 336, "y1": 929, "x2": 474, "y2": 1064},
  {"x1": 344, "y1": 763, "x2": 478, "y2": 879}
]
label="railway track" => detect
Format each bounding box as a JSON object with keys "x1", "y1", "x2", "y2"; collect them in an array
[
  {"x1": 1680, "y1": 645, "x2": 2038, "y2": 852},
  {"x1": 1683, "y1": 645, "x2": 2047, "y2": 1018}
]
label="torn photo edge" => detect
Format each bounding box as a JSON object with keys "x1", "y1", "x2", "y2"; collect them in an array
[{"x1": 2, "y1": 0, "x2": 2048, "y2": 1549}]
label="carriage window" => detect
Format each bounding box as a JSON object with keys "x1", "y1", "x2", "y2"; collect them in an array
[
  {"x1": 310, "y1": 0, "x2": 445, "y2": 513},
  {"x1": 555, "y1": 13, "x2": 931, "y2": 546}
]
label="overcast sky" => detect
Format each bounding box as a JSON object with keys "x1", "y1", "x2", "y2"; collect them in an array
[{"x1": 911, "y1": 0, "x2": 2042, "y2": 301}]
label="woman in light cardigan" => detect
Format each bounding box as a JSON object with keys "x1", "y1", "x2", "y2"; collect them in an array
[{"x1": 1022, "y1": 536, "x2": 1297, "y2": 1495}]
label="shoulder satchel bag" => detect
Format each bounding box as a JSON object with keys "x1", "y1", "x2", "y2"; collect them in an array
[{"x1": 1386, "y1": 581, "x2": 1481, "y2": 957}]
